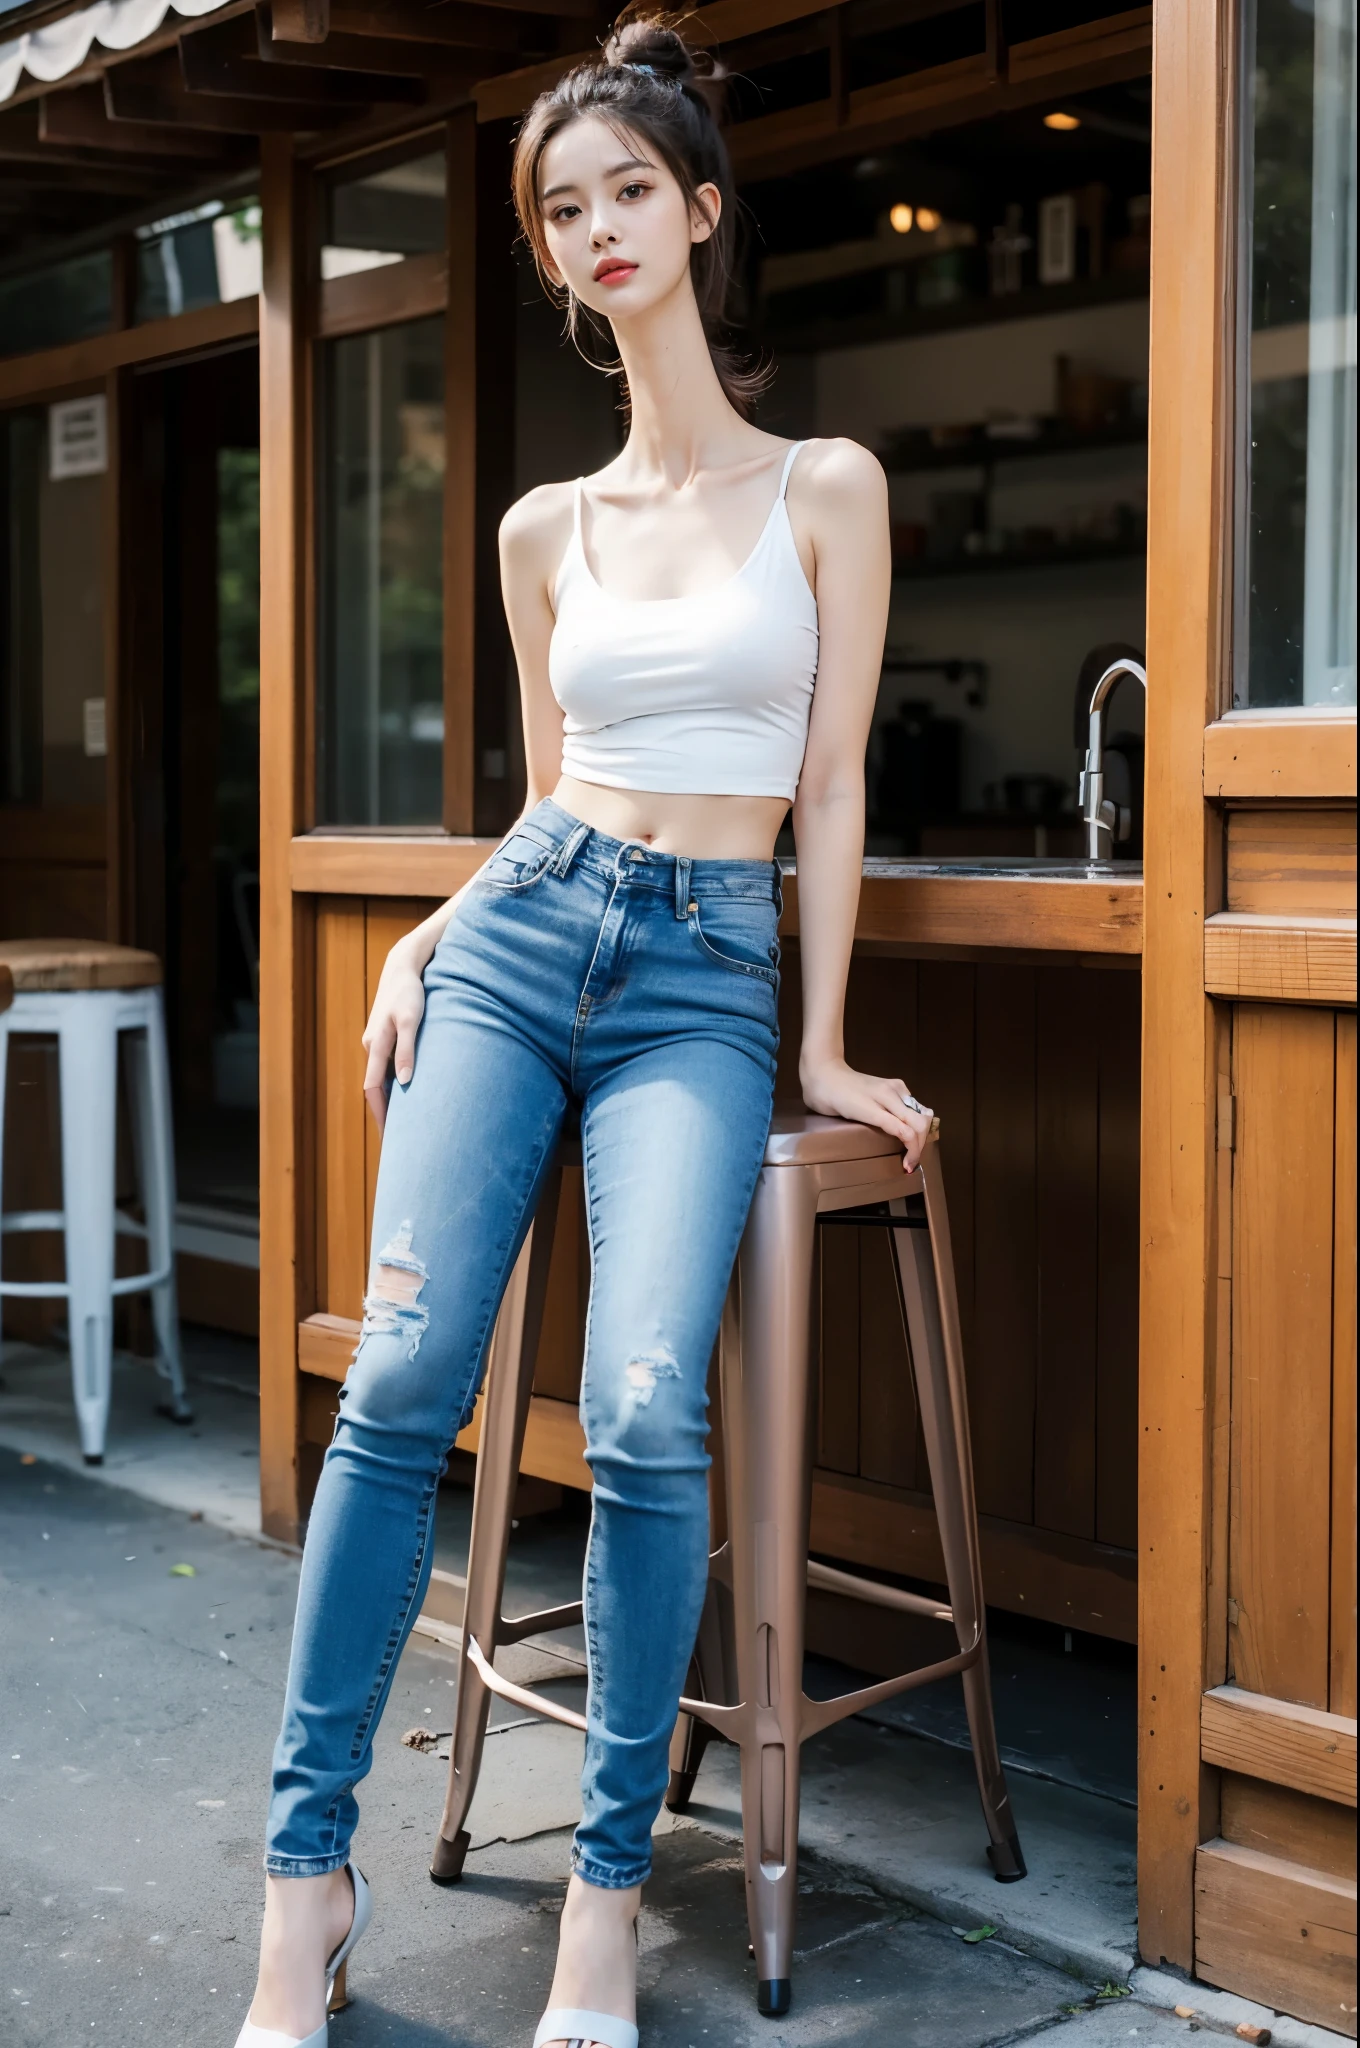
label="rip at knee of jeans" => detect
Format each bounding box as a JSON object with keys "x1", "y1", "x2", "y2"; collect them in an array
[
  {"x1": 623, "y1": 1345, "x2": 681, "y2": 1410},
  {"x1": 356, "y1": 1221, "x2": 430, "y2": 1360}
]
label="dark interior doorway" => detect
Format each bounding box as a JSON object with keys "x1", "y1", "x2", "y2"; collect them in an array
[{"x1": 123, "y1": 344, "x2": 261, "y2": 1304}]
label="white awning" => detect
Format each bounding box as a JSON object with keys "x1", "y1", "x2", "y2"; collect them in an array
[{"x1": 0, "y1": 0, "x2": 232, "y2": 105}]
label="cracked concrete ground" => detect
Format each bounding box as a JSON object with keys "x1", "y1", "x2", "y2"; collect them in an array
[{"x1": 0, "y1": 1448, "x2": 1342, "y2": 2048}]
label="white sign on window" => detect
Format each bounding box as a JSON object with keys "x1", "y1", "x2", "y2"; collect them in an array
[
  {"x1": 49, "y1": 395, "x2": 108, "y2": 480},
  {"x1": 83, "y1": 698, "x2": 107, "y2": 759}
]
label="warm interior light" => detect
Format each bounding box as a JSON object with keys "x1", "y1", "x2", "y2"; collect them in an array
[
  {"x1": 1044, "y1": 110, "x2": 1082, "y2": 130},
  {"x1": 889, "y1": 202, "x2": 914, "y2": 234},
  {"x1": 915, "y1": 206, "x2": 942, "y2": 232}
]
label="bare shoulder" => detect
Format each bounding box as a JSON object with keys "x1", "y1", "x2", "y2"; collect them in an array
[
  {"x1": 790, "y1": 438, "x2": 888, "y2": 540},
  {"x1": 499, "y1": 479, "x2": 576, "y2": 579},
  {"x1": 792, "y1": 435, "x2": 886, "y2": 512}
]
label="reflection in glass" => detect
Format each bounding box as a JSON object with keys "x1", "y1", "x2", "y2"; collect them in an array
[
  {"x1": 135, "y1": 197, "x2": 262, "y2": 322},
  {"x1": 1237, "y1": 0, "x2": 1356, "y2": 706},
  {"x1": 321, "y1": 149, "x2": 446, "y2": 281},
  {"x1": 321, "y1": 317, "x2": 445, "y2": 825},
  {"x1": 0, "y1": 249, "x2": 112, "y2": 357},
  {"x1": 0, "y1": 407, "x2": 106, "y2": 808}
]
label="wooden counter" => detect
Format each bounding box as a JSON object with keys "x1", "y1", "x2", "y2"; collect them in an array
[
  {"x1": 294, "y1": 841, "x2": 1147, "y2": 1647},
  {"x1": 290, "y1": 834, "x2": 1145, "y2": 957}
]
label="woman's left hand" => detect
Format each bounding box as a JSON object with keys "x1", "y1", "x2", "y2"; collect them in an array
[{"x1": 799, "y1": 1055, "x2": 935, "y2": 1173}]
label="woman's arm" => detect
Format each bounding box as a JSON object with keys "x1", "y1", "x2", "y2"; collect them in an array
[
  {"x1": 361, "y1": 484, "x2": 572, "y2": 1129},
  {"x1": 789, "y1": 440, "x2": 935, "y2": 1172}
]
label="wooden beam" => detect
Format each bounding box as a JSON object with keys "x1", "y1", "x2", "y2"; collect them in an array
[
  {"x1": 1007, "y1": 4, "x2": 1151, "y2": 85},
  {"x1": 475, "y1": 0, "x2": 1151, "y2": 130},
  {"x1": 39, "y1": 83, "x2": 235, "y2": 158},
  {"x1": 1194, "y1": 1840, "x2": 1358, "y2": 2035},
  {"x1": 0, "y1": 295, "x2": 259, "y2": 408},
  {"x1": 289, "y1": 832, "x2": 490, "y2": 894},
  {"x1": 1204, "y1": 913, "x2": 1357, "y2": 1006},
  {"x1": 258, "y1": 134, "x2": 309, "y2": 1548},
  {"x1": 316, "y1": 248, "x2": 447, "y2": 339},
  {"x1": 1137, "y1": 0, "x2": 1230, "y2": 1976},
  {"x1": 106, "y1": 50, "x2": 351, "y2": 131},
  {"x1": 1202, "y1": 1686, "x2": 1358, "y2": 1806},
  {"x1": 181, "y1": 16, "x2": 410, "y2": 103},
  {"x1": 1204, "y1": 715, "x2": 1358, "y2": 801},
  {"x1": 727, "y1": 21, "x2": 1151, "y2": 177},
  {"x1": 258, "y1": 15, "x2": 514, "y2": 73},
  {"x1": 330, "y1": 0, "x2": 594, "y2": 32}
]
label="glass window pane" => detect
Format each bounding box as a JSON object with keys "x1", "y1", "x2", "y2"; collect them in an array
[
  {"x1": 320, "y1": 317, "x2": 445, "y2": 826},
  {"x1": 322, "y1": 148, "x2": 446, "y2": 280},
  {"x1": 0, "y1": 404, "x2": 107, "y2": 808},
  {"x1": 1237, "y1": 0, "x2": 1357, "y2": 706},
  {"x1": 0, "y1": 250, "x2": 112, "y2": 357},
  {"x1": 135, "y1": 197, "x2": 262, "y2": 323}
]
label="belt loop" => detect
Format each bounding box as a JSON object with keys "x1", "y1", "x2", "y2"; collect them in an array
[
  {"x1": 552, "y1": 820, "x2": 590, "y2": 877},
  {"x1": 675, "y1": 855, "x2": 692, "y2": 920}
]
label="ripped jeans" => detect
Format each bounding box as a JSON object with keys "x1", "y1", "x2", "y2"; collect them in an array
[{"x1": 264, "y1": 796, "x2": 781, "y2": 1889}]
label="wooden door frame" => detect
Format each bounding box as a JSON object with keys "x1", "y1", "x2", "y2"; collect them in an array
[
  {"x1": 1139, "y1": 0, "x2": 1359, "y2": 1975},
  {"x1": 1139, "y1": 0, "x2": 1235, "y2": 1967}
]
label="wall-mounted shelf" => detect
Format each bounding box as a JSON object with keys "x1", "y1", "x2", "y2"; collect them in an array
[
  {"x1": 754, "y1": 270, "x2": 1150, "y2": 358},
  {"x1": 893, "y1": 539, "x2": 1146, "y2": 581},
  {"x1": 882, "y1": 419, "x2": 1148, "y2": 475}
]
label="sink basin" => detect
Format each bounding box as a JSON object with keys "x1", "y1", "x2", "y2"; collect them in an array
[{"x1": 859, "y1": 857, "x2": 1143, "y2": 881}]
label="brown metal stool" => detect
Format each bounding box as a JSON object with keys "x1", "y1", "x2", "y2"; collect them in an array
[
  {"x1": 428, "y1": 1112, "x2": 1024, "y2": 2022},
  {"x1": 664, "y1": 1111, "x2": 1024, "y2": 2017}
]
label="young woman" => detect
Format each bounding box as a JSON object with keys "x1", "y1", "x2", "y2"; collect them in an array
[{"x1": 236, "y1": 13, "x2": 934, "y2": 2048}]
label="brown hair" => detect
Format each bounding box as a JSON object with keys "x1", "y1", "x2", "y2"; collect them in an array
[{"x1": 510, "y1": 7, "x2": 769, "y2": 417}]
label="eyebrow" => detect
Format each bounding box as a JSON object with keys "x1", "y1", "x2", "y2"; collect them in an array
[{"x1": 541, "y1": 155, "x2": 653, "y2": 201}]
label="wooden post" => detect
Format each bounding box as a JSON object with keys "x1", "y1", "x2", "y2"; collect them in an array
[
  {"x1": 1138, "y1": 0, "x2": 1233, "y2": 1970},
  {"x1": 258, "y1": 134, "x2": 310, "y2": 1546}
]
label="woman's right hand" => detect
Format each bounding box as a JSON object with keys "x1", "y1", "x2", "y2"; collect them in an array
[{"x1": 362, "y1": 941, "x2": 428, "y2": 1133}]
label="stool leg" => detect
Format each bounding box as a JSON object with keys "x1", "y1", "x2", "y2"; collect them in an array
[
  {"x1": 666, "y1": 1579, "x2": 726, "y2": 1812},
  {"x1": 58, "y1": 999, "x2": 118, "y2": 1464},
  {"x1": 668, "y1": 1366, "x2": 731, "y2": 1812},
  {"x1": 891, "y1": 1158, "x2": 1026, "y2": 1882},
  {"x1": 723, "y1": 1166, "x2": 819, "y2": 2018},
  {"x1": 128, "y1": 998, "x2": 191, "y2": 1423},
  {"x1": 431, "y1": 1164, "x2": 562, "y2": 1884}
]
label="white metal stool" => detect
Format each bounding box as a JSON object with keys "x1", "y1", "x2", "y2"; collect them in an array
[{"x1": 0, "y1": 940, "x2": 190, "y2": 1463}]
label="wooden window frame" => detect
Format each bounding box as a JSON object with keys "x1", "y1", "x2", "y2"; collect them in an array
[{"x1": 303, "y1": 118, "x2": 482, "y2": 842}]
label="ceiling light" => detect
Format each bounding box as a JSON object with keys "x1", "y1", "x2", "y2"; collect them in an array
[
  {"x1": 915, "y1": 206, "x2": 942, "y2": 232},
  {"x1": 889, "y1": 203, "x2": 914, "y2": 234},
  {"x1": 1044, "y1": 111, "x2": 1082, "y2": 131}
]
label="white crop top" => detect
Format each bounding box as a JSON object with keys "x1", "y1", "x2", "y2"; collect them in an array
[{"x1": 548, "y1": 442, "x2": 819, "y2": 800}]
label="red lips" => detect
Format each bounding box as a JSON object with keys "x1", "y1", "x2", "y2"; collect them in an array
[{"x1": 593, "y1": 258, "x2": 637, "y2": 285}]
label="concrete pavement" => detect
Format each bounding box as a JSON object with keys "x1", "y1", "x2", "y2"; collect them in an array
[{"x1": 1, "y1": 1447, "x2": 1346, "y2": 2048}]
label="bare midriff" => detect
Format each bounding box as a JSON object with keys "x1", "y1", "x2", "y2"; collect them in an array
[{"x1": 552, "y1": 774, "x2": 789, "y2": 862}]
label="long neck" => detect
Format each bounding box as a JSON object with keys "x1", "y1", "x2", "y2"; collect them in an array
[{"x1": 609, "y1": 273, "x2": 741, "y2": 481}]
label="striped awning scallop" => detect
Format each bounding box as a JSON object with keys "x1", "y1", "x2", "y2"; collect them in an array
[{"x1": 0, "y1": 0, "x2": 232, "y2": 104}]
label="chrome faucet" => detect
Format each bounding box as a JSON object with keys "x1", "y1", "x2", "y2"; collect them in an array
[{"x1": 1079, "y1": 657, "x2": 1147, "y2": 860}]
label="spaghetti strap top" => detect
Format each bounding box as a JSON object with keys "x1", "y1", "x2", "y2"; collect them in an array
[{"x1": 548, "y1": 442, "x2": 819, "y2": 801}]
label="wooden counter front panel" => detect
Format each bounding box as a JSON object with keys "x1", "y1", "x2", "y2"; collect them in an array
[
  {"x1": 784, "y1": 951, "x2": 1142, "y2": 1607},
  {"x1": 308, "y1": 903, "x2": 1140, "y2": 1632}
]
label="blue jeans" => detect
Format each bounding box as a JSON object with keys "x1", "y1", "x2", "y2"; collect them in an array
[{"x1": 265, "y1": 797, "x2": 781, "y2": 1889}]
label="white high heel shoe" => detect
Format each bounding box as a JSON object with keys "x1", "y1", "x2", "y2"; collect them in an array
[
  {"x1": 531, "y1": 2015, "x2": 638, "y2": 2048},
  {"x1": 233, "y1": 1861, "x2": 373, "y2": 2048}
]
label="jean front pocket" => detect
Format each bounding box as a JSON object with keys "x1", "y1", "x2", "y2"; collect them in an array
[
  {"x1": 687, "y1": 896, "x2": 780, "y2": 984},
  {"x1": 480, "y1": 827, "x2": 557, "y2": 892}
]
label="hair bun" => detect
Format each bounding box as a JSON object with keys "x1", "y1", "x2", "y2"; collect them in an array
[{"x1": 604, "y1": 10, "x2": 702, "y2": 90}]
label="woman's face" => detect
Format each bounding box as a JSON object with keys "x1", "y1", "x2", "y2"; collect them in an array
[{"x1": 537, "y1": 112, "x2": 718, "y2": 323}]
